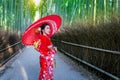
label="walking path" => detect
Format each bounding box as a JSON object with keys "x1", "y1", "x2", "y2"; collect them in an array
[{"x1": 0, "y1": 46, "x2": 88, "y2": 80}]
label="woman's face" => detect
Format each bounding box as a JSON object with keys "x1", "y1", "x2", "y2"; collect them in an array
[{"x1": 42, "y1": 25, "x2": 50, "y2": 35}]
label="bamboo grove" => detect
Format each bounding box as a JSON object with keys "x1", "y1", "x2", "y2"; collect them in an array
[
  {"x1": 0, "y1": 0, "x2": 119, "y2": 32},
  {"x1": 47, "y1": 0, "x2": 120, "y2": 26},
  {"x1": 0, "y1": 0, "x2": 36, "y2": 32}
]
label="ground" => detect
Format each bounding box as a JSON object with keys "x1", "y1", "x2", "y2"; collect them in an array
[{"x1": 0, "y1": 46, "x2": 97, "y2": 80}]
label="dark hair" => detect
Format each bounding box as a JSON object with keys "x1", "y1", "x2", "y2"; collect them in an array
[{"x1": 40, "y1": 24, "x2": 48, "y2": 34}]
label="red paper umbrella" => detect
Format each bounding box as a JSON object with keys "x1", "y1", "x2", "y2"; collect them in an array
[{"x1": 22, "y1": 14, "x2": 62, "y2": 46}]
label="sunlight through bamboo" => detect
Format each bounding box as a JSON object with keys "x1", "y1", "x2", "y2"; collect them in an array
[
  {"x1": 34, "y1": 0, "x2": 41, "y2": 6},
  {"x1": 34, "y1": 11, "x2": 40, "y2": 21}
]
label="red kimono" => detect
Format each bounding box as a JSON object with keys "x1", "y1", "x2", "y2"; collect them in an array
[{"x1": 37, "y1": 35, "x2": 56, "y2": 80}]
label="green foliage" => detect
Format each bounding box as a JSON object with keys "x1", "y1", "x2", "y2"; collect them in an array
[
  {"x1": 46, "y1": 0, "x2": 119, "y2": 26},
  {"x1": 38, "y1": 0, "x2": 47, "y2": 17},
  {"x1": 0, "y1": 0, "x2": 37, "y2": 32}
]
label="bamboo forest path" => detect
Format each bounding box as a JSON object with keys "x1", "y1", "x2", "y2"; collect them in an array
[{"x1": 0, "y1": 46, "x2": 92, "y2": 80}]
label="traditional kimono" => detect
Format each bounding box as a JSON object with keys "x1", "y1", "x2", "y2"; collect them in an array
[
  {"x1": 36, "y1": 35, "x2": 56, "y2": 80},
  {"x1": 22, "y1": 15, "x2": 62, "y2": 80}
]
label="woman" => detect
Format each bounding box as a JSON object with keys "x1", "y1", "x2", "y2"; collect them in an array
[
  {"x1": 34, "y1": 24, "x2": 57, "y2": 80},
  {"x1": 22, "y1": 14, "x2": 62, "y2": 80}
]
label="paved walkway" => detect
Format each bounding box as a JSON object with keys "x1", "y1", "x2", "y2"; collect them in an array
[{"x1": 0, "y1": 46, "x2": 88, "y2": 80}]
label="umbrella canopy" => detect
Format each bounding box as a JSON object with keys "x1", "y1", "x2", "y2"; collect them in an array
[{"x1": 22, "y1": 14, "x2": 62, "y2": 46}]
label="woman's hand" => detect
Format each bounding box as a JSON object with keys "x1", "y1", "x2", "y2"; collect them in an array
[
  {"x1": 53, "y1": 47, "x2": 57, "y2": 52},
  {"x1": 48, "y1": 45, "x2": 57, "y2": 51},
  {"x1": 33, "y1": 39, "x2": 40, "y2": 51}
]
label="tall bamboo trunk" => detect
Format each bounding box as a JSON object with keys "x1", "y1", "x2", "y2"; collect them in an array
[
  {"x1": 116, "y1": 0, "x2": 119, "y2": 16},
  {"x1": 10, "y1": 0, "x2": 13, "y2": 31},
  {"x1": 93, "y1": 0, "x2": 96, "y2": 25},
  {"x1": 104, "y1": 0, "x2": 106, "y2": 22},
  {"x1": 2, "y1": 0, "x2": 7, "y2": 30},
  {"x1": 0, "y1": 0, "x2": 2, "y2": 26}
]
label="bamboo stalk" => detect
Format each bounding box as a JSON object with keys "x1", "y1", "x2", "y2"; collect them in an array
[{"x1": 93, "y1": 0, "x2": 96, "y2": 25}]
